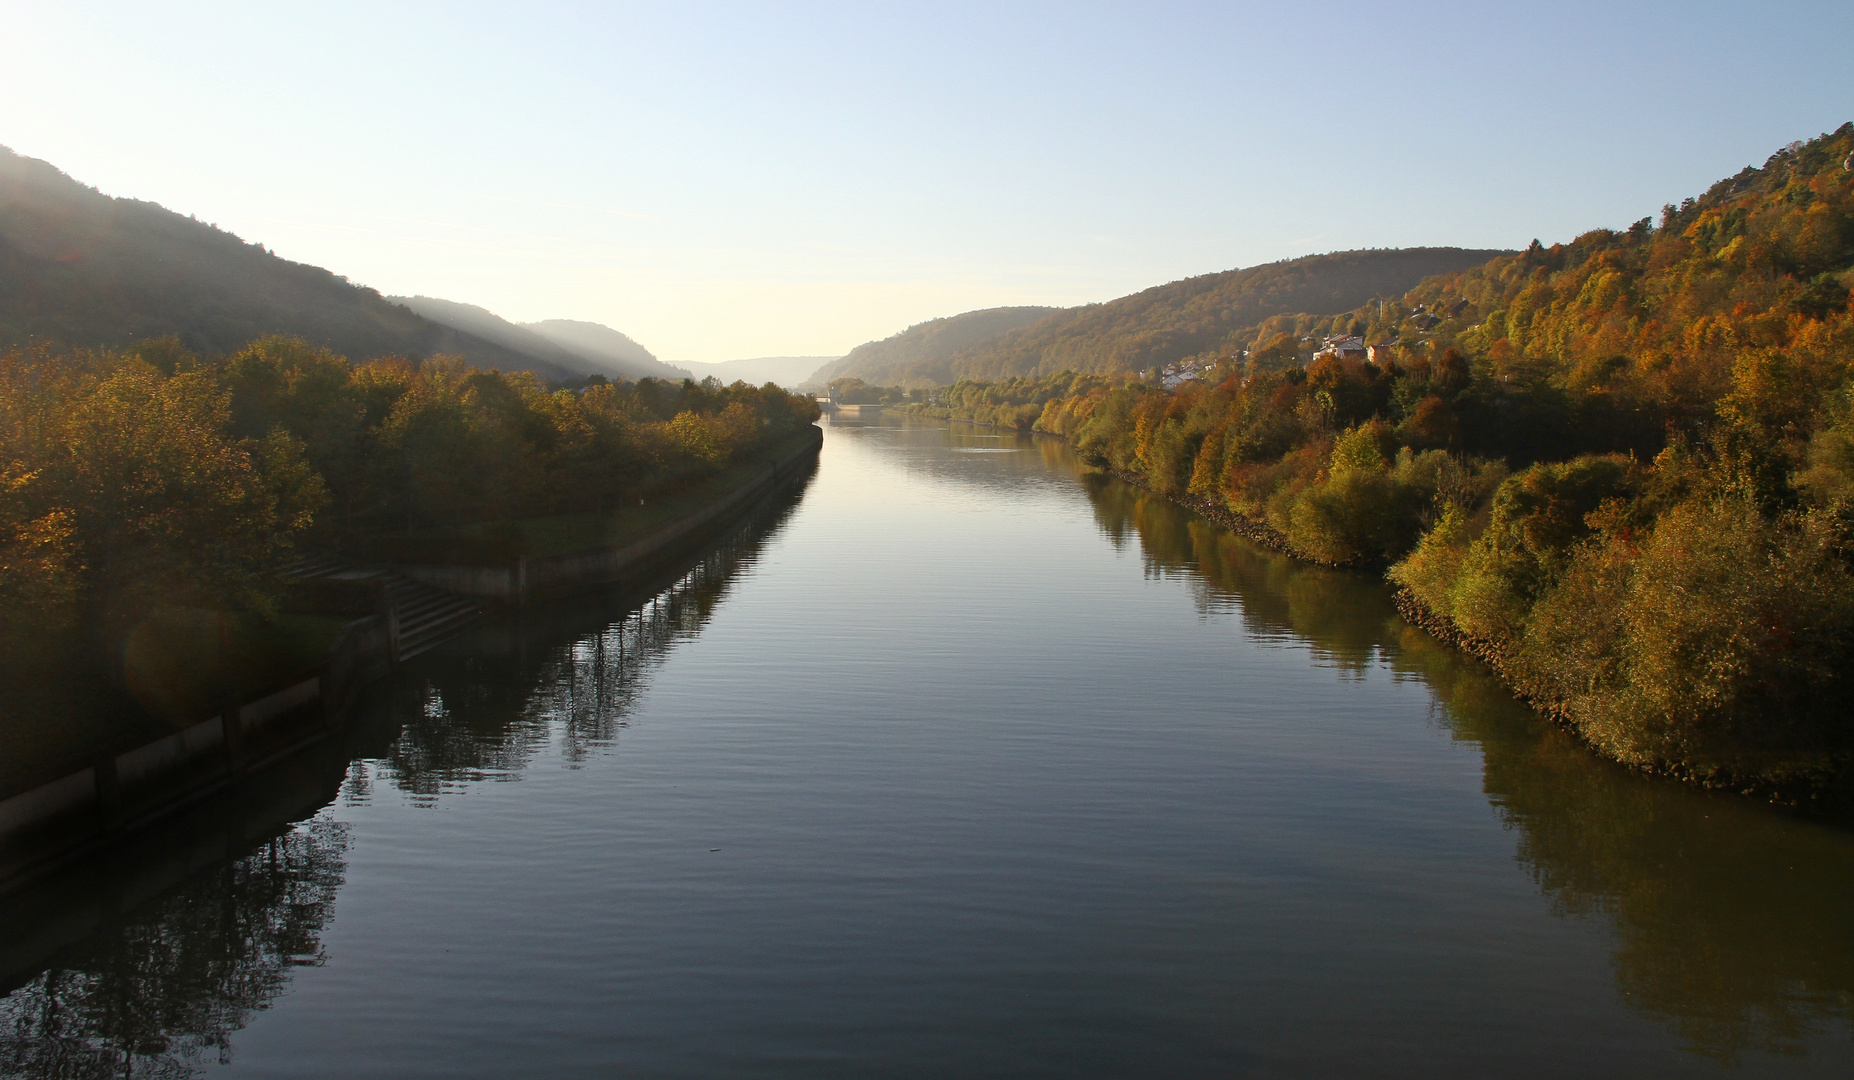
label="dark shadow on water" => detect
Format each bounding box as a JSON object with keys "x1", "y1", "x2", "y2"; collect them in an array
[
  {"x1": 355, "y1": 474, "x2": 811, "y2": 803},
  {"x1": 0, "y1": 470, "x2": 816, "y2": 1078},
  {"x1": 1080, "y1": 469, "x2": 1854, "y2": 1065},
  {"x1": 0, "y1": 774, "x2": 350, "y2": 1080}
]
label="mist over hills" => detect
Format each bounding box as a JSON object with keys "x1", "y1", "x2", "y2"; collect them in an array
[
  {"x1": 0, "y1": 146, "x2": 608, "y2": 379},
  {"x1": 521, "y1": 319, "x2": 685, "y2": 381},
  {"x1": 2, "y1": 142, "x2": 1507, "y2": 393},
  {"x1": 812, "y1": 306, "x2": 1058, "y2": 386},
  {"x1": 389, "y1": 295, "x2": 611, "y2": 375},
  {"x1": 676, "y1": 356, "x2": 838, "y2": 389},
  {"x1": 826, "y1": 249, "x2": 1510, "y2": 385},
  {"x1": 391, "y1": 297, "x2": 688, "y2": 381}
]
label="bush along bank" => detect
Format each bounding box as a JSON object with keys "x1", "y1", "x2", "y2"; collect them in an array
[{"x1": 926, "y1": 126, "x2": 1854, "y2": 803}]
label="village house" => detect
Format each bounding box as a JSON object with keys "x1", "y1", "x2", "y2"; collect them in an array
[
  {"x1": 1160, "y1": 360, "x2": 1204, "y2": 389},
  {"x1": 1312, "y1": 335, "x2": 1367, "y2": 362}
]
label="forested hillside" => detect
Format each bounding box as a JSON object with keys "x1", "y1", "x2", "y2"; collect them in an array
[
  {"x1": 929, "y1": 126, "x2": 1854, "y2": 796},
  {"x1": 810, "y1": 306, "x2": 1056, "y2": 386},
  {"x1": 823, "y1": 249, "x2": 1505, "y2": 386},
  {"x1": 0, "y1": 147, "x2": 582, "y2": 378},
  {"x1": 952, "y1": 248, "x2": 1508, "y2": 382}
]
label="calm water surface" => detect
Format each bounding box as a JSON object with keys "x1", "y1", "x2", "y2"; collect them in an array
[{"x1": 5, "y1": 415, "x2": 1854, "y2": 1077}]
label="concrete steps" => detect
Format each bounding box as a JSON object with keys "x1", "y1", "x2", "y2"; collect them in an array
[
  {"x1": 284, "y1": 554, "x2": 483, "y2": 662},
  {"x1": 385, "y1": 575, "x2": 483, "y2": 659},
  {"x1": 282, "y1": 553, "x2": 350, "y2": 580}
]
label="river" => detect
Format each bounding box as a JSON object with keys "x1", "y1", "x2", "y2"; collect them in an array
[{"x1": 3, "y1": 413, "x2": 1852, "y2": 1078}]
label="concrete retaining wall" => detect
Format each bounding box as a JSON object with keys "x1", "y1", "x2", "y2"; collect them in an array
[
  {"x1": 0, "y1": 620, "x2": 374, "y2": 891},
  {"x1": 0, "y1": 426, "x2": 822, "y2": 893}
]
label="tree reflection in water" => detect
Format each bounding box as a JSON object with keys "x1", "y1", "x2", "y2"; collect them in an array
[
  {"x1": 0, "y1": 483, "x2": 809, "y2": 1079},
  {"x1": 359, "y1": 490, "x2": 802, "y2": 803},
  {"x1": 1082, "y1": 472, "x2": 1854, "y2": 1065},
  {"x1": 0, "y1": 815, "x2": 348, "y2": 1079}
]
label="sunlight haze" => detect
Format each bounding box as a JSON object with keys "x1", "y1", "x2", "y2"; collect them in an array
[
  {"x1": 9, "y1": 4, "x2": 1854, "y2": 1072},
  {"x1": 3, "y1": 0, "x2": 1848, "y2": 360}
]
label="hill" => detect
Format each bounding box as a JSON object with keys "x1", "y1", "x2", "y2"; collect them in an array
[
  {"x1": 676, "y1": 356, "x2": 838, "y2": 388},
  {"x1": 392, "y1": 296, "x2": 688, "y2": 381},
  {"x1": 813, "y1": 306, "x2": 1058, "y2": 387},
  {"x1": 823, "y1": 250, "x2": 1508, "y2": 386},
  {"x1": 960, "y1": 248, "x2": 1510, "y2": 381},
  {"x1": 0, "y1": 146, "x2": 591, "y2": 378},
  {"x1": 941, "y1": 124, "x2": 1854, "y2": 793},
  {"x1": 523, "y1": 320, "x2": 682, "y2": 380}
]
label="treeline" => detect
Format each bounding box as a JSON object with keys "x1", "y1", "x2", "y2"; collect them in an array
[
  {"x1": 827, "y1": 378, "x2": 927, "y2": 405},
  {"x1": 934, "y1": 125, "x2": 1854, "y2": 794},
  {"x1": 922, "y1": 372, "x2": 1122, "y2": 430},
  {"x1": 0, "y1": 335, "x2": 819, "y2": 639}
]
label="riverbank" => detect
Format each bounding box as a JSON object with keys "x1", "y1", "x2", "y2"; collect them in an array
[
  {"x1": 934, "y1": 412, "x2": 1850, "y2": 808},
  {"x1": 367, "y1": 426, "x2": 822, "y2": 604},
  {"x1": 0, "y1": 425, "x2": 824, "y2": 892},
  {"x1": 928, "y1": 410, "x2": 1321, "y2": 562}
]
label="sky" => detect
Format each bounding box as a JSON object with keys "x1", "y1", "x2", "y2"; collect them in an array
[{"x1": 3, "y1": 1, "x2": 1850, "y2": 362}]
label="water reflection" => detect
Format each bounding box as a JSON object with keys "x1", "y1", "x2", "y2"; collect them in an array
[
  {"x1": 0, "y1": 816, "x2": 347, "y2": 1079},
  {"x1": 0, "y1": 475, "x2": 814, "y2": 1078},
  {"x1": 9, "y1": 424, "x2": 1854, "y2": 1074},
  {"x1": 1081, "y1": 471, "x2": 1854, "y2": 1063},
  {"x1": 361, "y1": 485, "x2": 806, "y2": 803},
  {"x1": 823, "y1": 416, "x2": 1072, "y2": 500}
]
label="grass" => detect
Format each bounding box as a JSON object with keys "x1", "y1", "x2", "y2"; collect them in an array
[
  {"x1": 370, "y1": 435, "x2": 808, "y2": 562},
  {"x1": 470, "y1": 459, "x2": 770, "y2": 559},
  {"x1": 0, "y1": 611, "x2": 352, "y2": 799},
  {"x1": 121, "y1": 609, "x2": 352, "y2": 722},
  {"x1": 0, "y1": 637, "x2": 161, "y2": 797},
  {"x1": 0, "y1": 431, "x2": 815, "y2": 798}
]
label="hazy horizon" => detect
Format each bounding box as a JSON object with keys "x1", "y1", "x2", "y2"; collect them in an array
[
  {"x1": 4, "y1": 8, "x2": 1854, "y2": 1070},
  {"x1": 6, "y1": 1, "x2": 1849, "y2": 361},
  {"x1": 673, "y1": 355, "x2": 838, "y2": 388}
]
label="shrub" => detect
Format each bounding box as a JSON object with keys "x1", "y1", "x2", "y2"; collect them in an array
[
  {"x1": 1519, "y1": 497, "x2": 1854, "y2": 784},
  {"x1": 1389, "y1": 503, "x2": 1474, "y2": 621},
  {"x1": 1429, "y1": 455, "x2": 1640, "y2": 642},
  {"x1": 1286, "y1": 468, "x2": 1400, "y2": 564}
]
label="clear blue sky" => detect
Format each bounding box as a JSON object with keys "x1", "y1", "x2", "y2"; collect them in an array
[{"x1": 4, "y1": 1, "x2": 1849, "y2": 362}]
